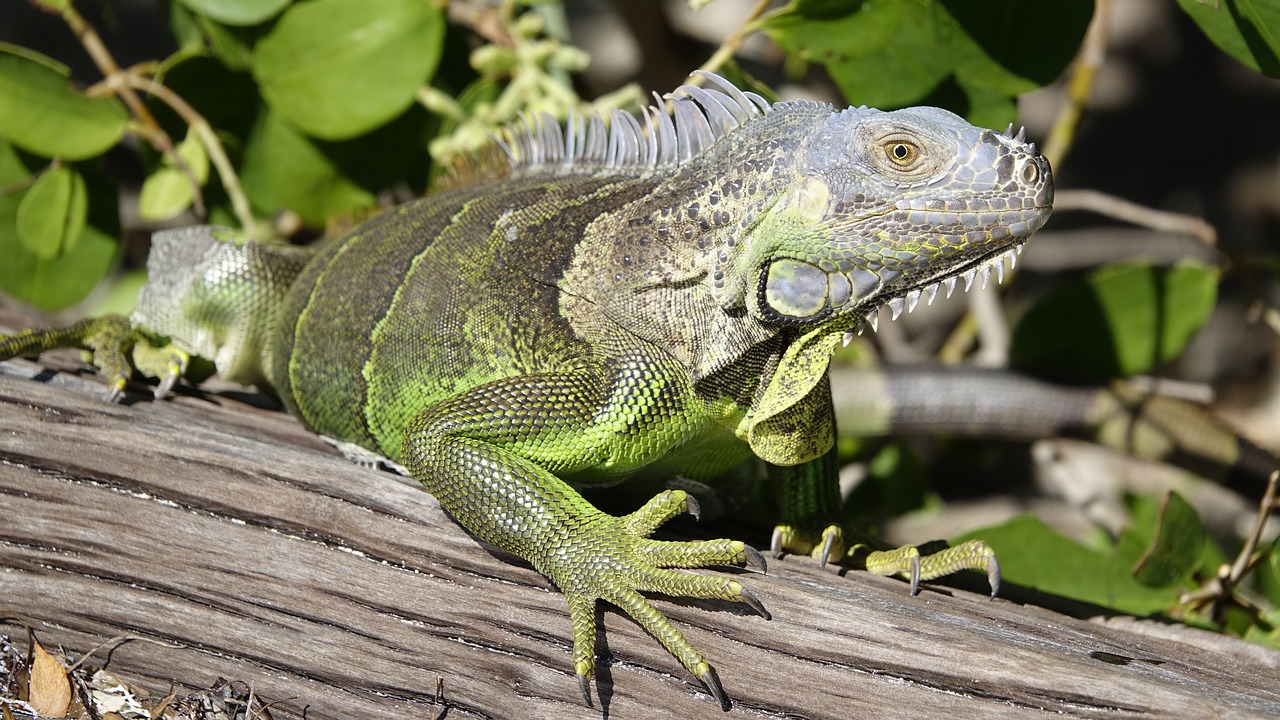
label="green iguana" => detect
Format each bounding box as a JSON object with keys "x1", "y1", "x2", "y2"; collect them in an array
[{"x1": 0, "y1": 72, "x2": 1053, "y2": 709}]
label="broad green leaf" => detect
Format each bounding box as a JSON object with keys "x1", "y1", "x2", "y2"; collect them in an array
[
  {"x1": 1177, "y1": 0, "x2": 1280, "y2": 77},
  {"x1": 16, "y1": 166, "x2": 87, "y2": 260},
  {"x1": 0, "y1": 46, "x2": 128, "y2": 160},
  {"x1": 252, "y1": 0, "x2": 444, "y2": 140},
  {"x1": 763, "y1": 0, "x2": 948, "y2": 109},
  {"x1": 253, "y1": 110, "x2": 377, "y2": 226},
  {"x1": 1010, "y1": 262, "x2": 1219, "y2": 382},
  {"x1": 168, "y1": 4, "x2": 255, "y2": 71},
  {"x1": 1243, "y1": 606, "x2": 1280, "y2": 649},
  {"x1": 955, "y1": 515, "x2": 1177, "y2": 614},
  {"x1": 0, "y1": 221, "x2": 117, "y2": 311},
  {"x1": 138, "y1": 131, "x2": 210, "y2": 221},
  {"x1": 0, "y1": 142, "x2": 117, "y2": 311},
  {"x1": 1131, "y1": 492, "x2": 1208, "y2": 587},
  {"x1": 760, "y1": 0, "x2": 1090, "y2": 123},
  {"x1": 175, "y1": 0, "x2": 292, "y2": 26},
  {"x1": 938, "y1": 0, "x2": 1093, "y2": 94},
  {"x1": 760, "y1": 0, "x2": 903, "y2": 62},
  {"x1": 169, "y1": 4, "x2": 256, "y2": 71}
]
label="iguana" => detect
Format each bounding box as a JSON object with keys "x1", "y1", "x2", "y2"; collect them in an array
[{"x1": 0, "y1": 72, "x2": 1053, "y2": 709}]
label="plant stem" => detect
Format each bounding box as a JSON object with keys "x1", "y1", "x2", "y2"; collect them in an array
[
  {"x1": 121, "y1": 72, "x2": 257, "y2": 235},
  {"x1": 696, "y1": 0, "x2": 775, "y2": 78},
  {"x1": 57, "y1": 2, "x2": 209, "y2": 219},
  {"x1": 1042, "y1": 0, "x2": 1111, "y2": 171}
]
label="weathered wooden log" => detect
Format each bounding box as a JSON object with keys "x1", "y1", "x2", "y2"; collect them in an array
[{"x1": 1, "y1": 309, "x2": 1277, "y2": 719}]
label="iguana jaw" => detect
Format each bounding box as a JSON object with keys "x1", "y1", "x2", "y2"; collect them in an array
[{"x1": 846, "y1": 240, "x2": 1028, "y2": 343}]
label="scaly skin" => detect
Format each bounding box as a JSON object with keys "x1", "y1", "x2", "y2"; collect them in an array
[{"x1": 0, "y1": 74, "x2": 1052, "y2": 709}]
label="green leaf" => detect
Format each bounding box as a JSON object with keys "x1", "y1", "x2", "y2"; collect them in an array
[
  {"x1": 0, "y1": 45, "x2": 128, "y2": 160},
  {"x1": 1010, "y1": 262, "x2": 1219, "y2": 382},
  {"x1": 138, "y1": 131, "x2": 210, "y2": 222},
  {"x1": 16, "y1": 166, "x2": 87, "y2": 261},
  {"x1": 938, "y1": 0, "x2": 1093, "y2": 94},
  {"x1": 955, "y1": 515, "x2": 1177, "y2": 614},
  {"x1": 760, "y1": 0, "x2": 903, "y2": 63},
  {"x1": 252, "y1": 0, "x2": 444, "y2": 140},
  {"x1": 1176, "y1": 0, "x2": 1280, "y2": 77},
  {"x1": 174, "y1": 0, "x2": 292, "y2": 26},
  {"x1": 760, "y1": 0, "x2": 1090, "y2": 123},
  {"x1": 763, "y1": 0, "x2": 948, "y2": 109},
  {"x1": 168, "y1": 4, "x2": 256, "y2": 71},
  {"x1": 1131, "y1": 492, "x2": 1208, "y2": 587},
  {"x1": 0, "y1": 141, "x2": 117, "y2": 311},
  {"x1": 251, "y1": 109, "x2": 377, "y2": 226}
]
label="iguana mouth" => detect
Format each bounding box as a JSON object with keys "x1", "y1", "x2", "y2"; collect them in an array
[{"x1": 842, "y1": 240, "x2": 1028, "y2": 345}]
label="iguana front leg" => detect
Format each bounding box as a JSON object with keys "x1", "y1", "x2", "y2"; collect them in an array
[
  {"x1": 768, "y1": 447, "x2": 1000, "y2": 594},
  {"x1": 400, "y1": 369, "x2": 767, "y2": 709},
  {"x1": 0, "y1": 315, "x2": 188, "y2": 402}
]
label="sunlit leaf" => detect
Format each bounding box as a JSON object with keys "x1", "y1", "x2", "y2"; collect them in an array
[
  {"x1": 1010, "y1": 262, "x2": 1219, "y2": 382},
  {"x1": 138, "y1": 131, "x2": 210, "y2": 221},
  {"x1": 760, "y1": 0, "x2": 1091, "y2": 122},
  {"x1": 252, "y1": 0, "x2": 444, "y2": 140},
  {"x1": 954, "y1": 515, "x2": 1178, "y2": 614},
  {"x1": 175, "y1": 0, "x2": 291, "y2": 26},
  {"x1": 0, "y1": 141, "x2": 118, "y2": 311},
  {"x1": 1132, "y1": 492, "x2": 1208, "y2": 587},
  {"x1": 1177, "y1": 0, "x2": 1280, "y2": 77},
  {"x1": 251, "y1": 109, "x2": 377, "y2": 226},
  {"x1": 16, "y1": 165, "x2": 86, "y2": 260},
  {"x1": 0, "y1": 45, "x2": 127, "y2": 160}
]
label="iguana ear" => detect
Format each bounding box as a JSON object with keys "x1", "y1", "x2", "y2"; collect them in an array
[{"x1": 747, "y1": 327, "x2": 838, "y2": 465}]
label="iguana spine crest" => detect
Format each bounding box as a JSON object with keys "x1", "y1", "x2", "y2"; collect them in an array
[{"x1": 497, "y1": 71, "x2": 773, "y2": 174}]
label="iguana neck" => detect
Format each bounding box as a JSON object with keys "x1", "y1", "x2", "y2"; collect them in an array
[{"x1": 558, "y1": 103, "x2": 833, "y2": 380}]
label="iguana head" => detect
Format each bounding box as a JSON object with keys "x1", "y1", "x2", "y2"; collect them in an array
[{"x1": 746, "y1": 104, "x2": 1053, "y2": 332}]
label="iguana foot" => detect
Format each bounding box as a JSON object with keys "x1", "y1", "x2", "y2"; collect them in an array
[
  {"x1": 552, "y1": 490, "x2": 768, "y2": 710},
  {"x1": 849, "y1": 538, "x2": 1000, "y2": 596},
  {"x1": 0, "y1": 314, "x2": 188, "y2": 401},
  {"x1": 770, "y1": 523, "x2": 845, "y2": 567},
  {"x1": 771, "y1": 522, "x2": 999, "y2": 596}
]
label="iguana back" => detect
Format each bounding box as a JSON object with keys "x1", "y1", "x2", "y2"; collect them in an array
[{"x1": 271, "y1": 173, "x2": 633, "y2": 463}]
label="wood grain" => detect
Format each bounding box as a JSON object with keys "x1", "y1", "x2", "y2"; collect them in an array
[{"x1": 1, "y1": 309, "x2": 1278, "y2": 719}]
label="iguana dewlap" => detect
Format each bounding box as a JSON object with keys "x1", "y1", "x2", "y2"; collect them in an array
[{"x1": 0, "y1": 72, "x2": 1052, "y2": 709}]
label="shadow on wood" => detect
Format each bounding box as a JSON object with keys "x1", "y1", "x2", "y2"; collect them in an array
[{"x1": 1, "y1": 309, "x2": 1278, "y2": 719}]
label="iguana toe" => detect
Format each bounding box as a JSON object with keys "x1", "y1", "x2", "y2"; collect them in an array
[
  {"x1": 769, "y1": 522, "x2": 846, "y2": 571},
  {"x1": 851, "y1": 538, "x2": 1000, "y2": 596}
]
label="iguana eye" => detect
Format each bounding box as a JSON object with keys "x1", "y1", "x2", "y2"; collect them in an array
[{"x1": 886, "y1": 141, "x2": 921, "y2": 167}]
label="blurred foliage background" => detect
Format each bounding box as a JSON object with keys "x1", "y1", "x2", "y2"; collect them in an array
[{"x1": 1, "y1": 0, "x2": 1280, "y2": 648}]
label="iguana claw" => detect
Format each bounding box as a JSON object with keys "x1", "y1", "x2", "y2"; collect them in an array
[
  {"x1": 738, "y1": 585, "x2": 771, "y2": 620},
  {"x1": 769, "y1": 523, "x2": 845, "y2": 571},
  {"x1": 699, "y1": 664, "x2": 729, "y2": 711}
]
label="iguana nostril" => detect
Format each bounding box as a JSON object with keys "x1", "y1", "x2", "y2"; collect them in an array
[{"x1": 1022, "y1": 161, "x2": 1039, "y2": 185}]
